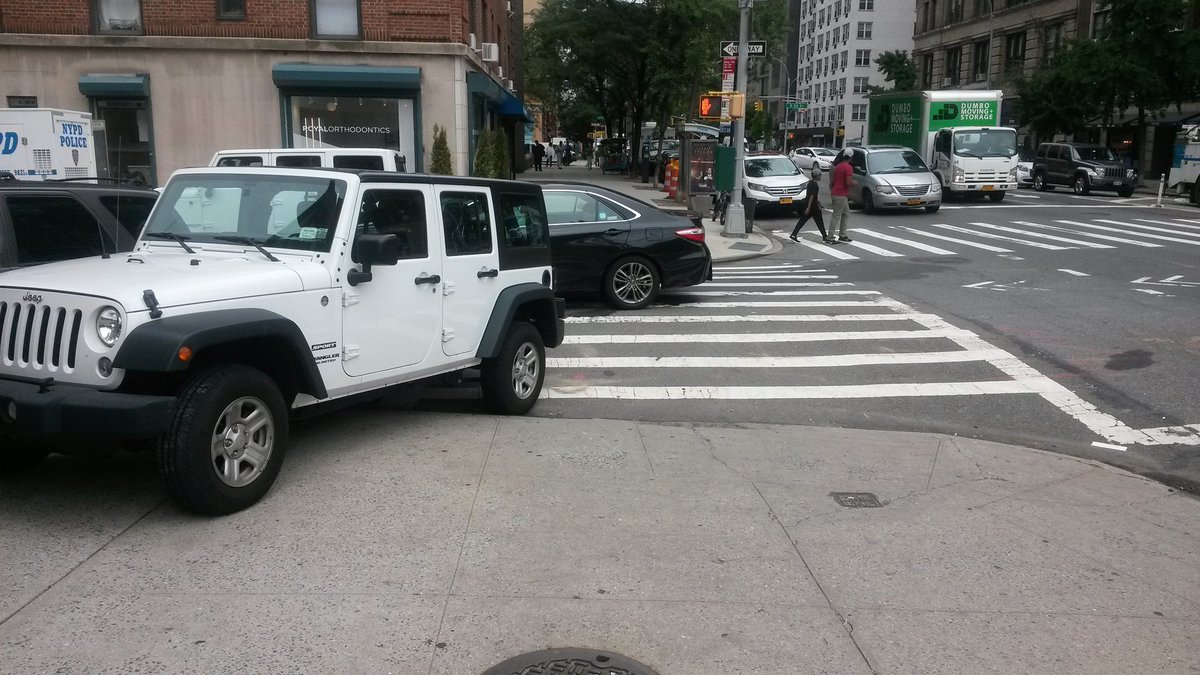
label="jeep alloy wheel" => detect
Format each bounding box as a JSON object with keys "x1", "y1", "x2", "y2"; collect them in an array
[
  {"x1": 605, "y1": 256, "x2": 659, "y2": 310},
  {"x1": 159, "y1": 365, "x2": 288, "y2": 515},
  {"x1": 1033, "y1": 172, "x2": 1049, "y2": 191},
  {"x1": 1073, "y1": 174, "x2": 1091, "y2": 195},
  {"x1": 482, "y1": 322, "x2": 545, "y2": 415}
]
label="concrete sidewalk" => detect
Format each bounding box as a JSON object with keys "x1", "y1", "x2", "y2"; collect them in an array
[
  {"x1": 2, "y1": 411, "x2": 1197, "y2": 673},
  {"x1": 524, "y1": 163, "x2": 783, "y2": 263}
]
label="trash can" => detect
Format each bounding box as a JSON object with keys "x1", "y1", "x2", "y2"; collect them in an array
[
  {"x1": 640, "y1": 157, "x2": 650, "y2": 183},
  {"x1": 744, "y1": 196, "x2": 756, "y2": 233}
]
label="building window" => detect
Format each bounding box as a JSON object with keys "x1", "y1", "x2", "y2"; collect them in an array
[
  {"x1": 973, "y1": 39, "x2": 989, "y2": 81},
  {"x1": 1043, "y1": 23, "x2": 1063, "y2": 62},
  {"x1": 94, "y1": 0, "x2": 143, "y2": 34},
  {"x1": 852, "y1": 76, "x2": 870, "y2": 93},
  {"x1": 975, "y1": 0, "x2": 991, "y2": 18},
  {"x1": 1092, "y1": 10, "x2": 1110, "y2": 38},
  {"x1": 859, "y1": 0, "x2": 874, "y2": 10},
  {"x1": 857, "y1": 22, "x2": 872, "y2": 39},
  {"x1": 312, "y1": 0, "x2": 360, "y2": 38},
  {"x1": 1004, "y1": 31, "x2": 1026, "y2": 72},
  {"x1": 852, "y1": 103, "x2": 868, "y2": 121},
  {"x1": 948, "y1": 0, "x2": 964, "y2": 23},
  {"x1": 921, "y1": 52, "x2": 934, "y2": 88},
  {"x1": 855, "y1": 49, "x2": 871, "y2": 67},
  {"x1": 217, "y1": 0, "x2": 246, "y2": 20},
  {"x1": 944, "y1": 46, "x2": 962, "y2": 86}
]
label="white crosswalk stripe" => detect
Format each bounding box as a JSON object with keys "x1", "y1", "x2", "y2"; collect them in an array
[
  {"x1": 850, "y1": 228, "x2": 957, "y2": 254},
  {"x1": 1133, "y1": 218, "x2": 1200, "y2": 232},
  {"x1": 1018, "y1": 220, "x2": 1163, "y2": 247},
  {"x1": 929, "y1": 223, "x2": 1073, "y2": 249},
  {"x1": 1092, "y1": 220, "x2": 1200, "y2": 245},
  {"x1": 897, "y1": 226, "x2": 1013, "y2": 252},
  {"x1": 970, "y1": 221, "x2": 1115, "y2": 248}
]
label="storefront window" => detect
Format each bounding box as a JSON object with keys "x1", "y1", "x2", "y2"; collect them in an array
[{"x1": 290, "y1": 96, "x2": 416, "y2": 172}]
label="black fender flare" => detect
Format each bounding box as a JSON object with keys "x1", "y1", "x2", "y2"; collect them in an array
[
  {"x1": 112, "y1": 308, "x2": 327, "y2": 399},
  {"x1": 476, "y1": 283, "x2": 565, "y2": 359}
]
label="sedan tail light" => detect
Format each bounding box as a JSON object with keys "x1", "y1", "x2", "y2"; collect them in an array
[{"x1": 675, "y1": 226, "x2": 705, "y2": 243}]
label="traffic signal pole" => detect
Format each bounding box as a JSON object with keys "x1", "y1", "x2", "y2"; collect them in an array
[{"x1": 724, "y1": 0, "x2": 753, "y2": 237}]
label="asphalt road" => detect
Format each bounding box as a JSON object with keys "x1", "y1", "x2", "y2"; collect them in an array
[{"x1": 439, "y1": 186, "x2": 1200, "y2": 491}]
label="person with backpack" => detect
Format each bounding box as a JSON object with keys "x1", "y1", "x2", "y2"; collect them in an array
[
  {"x1": 789, "y1": 169, "x2": 834, "y2": 245},
  {"x1": 532, "y1": 141, "x2": 545, "y2": 171}
]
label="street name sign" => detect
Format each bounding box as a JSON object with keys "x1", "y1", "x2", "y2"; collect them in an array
[{"x1": 786, "y1": 101, "x2": 809, "y2": 110}]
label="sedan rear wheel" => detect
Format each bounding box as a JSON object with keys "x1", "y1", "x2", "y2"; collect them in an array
[{"x1": 604, "y1": 256, "x2": 659, "y2": 310}]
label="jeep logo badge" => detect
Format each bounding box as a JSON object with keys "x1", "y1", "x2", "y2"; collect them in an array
[{"x1": 21, "y1": 292, "x2": 43, "y2": 303}]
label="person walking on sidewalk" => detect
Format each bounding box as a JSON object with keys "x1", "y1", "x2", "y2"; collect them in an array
[
  {"x1": 532, "y1": 142, "x2": 545, "y2": 172},
  {"x1": 552, "y1": 142, "x2": 564, "y2": 169},
  {"x1": 790, "y1": 169, "x2": 833, "y2": 244},
  {"x1": 829, "y1": 149, "x2": 854, "y2": 243}
]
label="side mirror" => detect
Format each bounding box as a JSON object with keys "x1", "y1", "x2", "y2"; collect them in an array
[{"x1": 348, "y1": 234, "x2": 401, "y2": 286}]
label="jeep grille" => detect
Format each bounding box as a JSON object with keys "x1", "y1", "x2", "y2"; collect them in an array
[{"x1": 0, "y1": 301, "x2": 83, "y2": 372}]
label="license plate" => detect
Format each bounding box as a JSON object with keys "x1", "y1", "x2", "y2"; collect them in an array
[
  {"x1": 1114, "y1": 180, "x2": 1122, "y2": 186},
  {"x1": 906, "y1": 198, "x2": 922, "y2": 206},
  {"x1": 779, "y1": 197, "x2": 793, "y2": 205},
  {"x1": 982, "y1": 185, "x2": 994, "y2": 191}
]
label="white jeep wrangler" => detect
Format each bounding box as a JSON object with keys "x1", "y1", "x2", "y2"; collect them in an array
[{"x1": 0, "y1": 167, "x2": 564, "y2": 514}]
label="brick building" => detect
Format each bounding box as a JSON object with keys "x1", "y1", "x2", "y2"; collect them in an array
[{"x1": 0, "y1": 0, "x2": 529, "y2": 184}]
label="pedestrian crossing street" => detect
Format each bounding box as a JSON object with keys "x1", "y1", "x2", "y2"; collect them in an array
[
  {"x1": 541, "y1": 264, "x2": 1199, "y2": 447},
  {"x1": 770, "y1": 215, "x2": 1200, "y2": 260}
]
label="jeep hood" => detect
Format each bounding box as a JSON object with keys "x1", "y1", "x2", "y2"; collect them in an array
[{"x1": 0, "y1": 250, "x2": 331, "y2": 312}]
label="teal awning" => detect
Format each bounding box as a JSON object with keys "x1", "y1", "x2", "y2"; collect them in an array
[
  {"x1": 78, "y1": 73, "x2": 150, "y2": 97},
  {"x1": 467, "y1": 72, "x2": 502, "y2": 100},
  {"x1": 272, "y1": 64, "x2": 421, "y2": 92},
  {"x1": 468, "y1": 72, "x2": 529, "y2": 121},
  {"x1": 498, "y1": 89, "x2": 531, "y2": 122}
]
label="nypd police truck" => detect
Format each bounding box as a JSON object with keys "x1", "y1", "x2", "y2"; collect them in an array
[
  {"x1": 0, "y1": 167, "x2": 565, "y2": 514},
  {"x1": 0, "y1": 108, "x2": 98, "y2": 181}
]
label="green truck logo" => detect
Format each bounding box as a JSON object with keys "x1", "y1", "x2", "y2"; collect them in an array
[{"x1": 929, "y1": 101, "x2": 998, "y2": 129}]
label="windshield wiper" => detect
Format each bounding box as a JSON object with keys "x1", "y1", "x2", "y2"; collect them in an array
[
  {"x1": 955, "y1": 151, "x2": 983, "y2": 159},
  {"x1": 213, "y1": 236, "x2": 280, "y2": 262},
  {"x1": 143, "y1": 232, "x2": 196, "y2": 254}
]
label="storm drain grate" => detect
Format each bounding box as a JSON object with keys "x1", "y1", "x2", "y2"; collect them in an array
[
  {"x1": 481, "y1": 648, "x2": 660, "y2": 675},
  {"x1": 728, "y1": 242, "x2": 768, "y2": 251},
  {"x1": 831, "y1": 492, "x2": 884, "y2": 508}
]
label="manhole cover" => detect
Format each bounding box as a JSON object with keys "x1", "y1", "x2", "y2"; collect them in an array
[
  {"x1": 481, "y1": 648, "x2": 660, "y2": 675},
  {"x1": 831, "y1": 492, "x2": 883, "y2": 508}
]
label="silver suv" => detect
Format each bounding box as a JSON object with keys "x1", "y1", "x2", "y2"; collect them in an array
[{"x1": 845, "y1": 146, "x2": 942, "y2": 214}]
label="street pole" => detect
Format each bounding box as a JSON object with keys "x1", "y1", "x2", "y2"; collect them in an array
[{"x1": 724, "y1": 0, "x2": 753, "y2": 238}]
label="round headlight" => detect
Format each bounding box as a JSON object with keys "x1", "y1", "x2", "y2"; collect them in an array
[{"x1": 97, "y1": 307, "x2": 122, "y2": 347}]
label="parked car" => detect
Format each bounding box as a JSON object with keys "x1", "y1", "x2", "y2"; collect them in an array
[
  {"x1": 541, "y1": 182, "x2": 711, "y2": 310},
  {"x1": 743, "y1": 153, "x2": 810, "y2": 215},
  {"x1": 1016, "y1": 146, "x2": 1035, "y2": 187},
  {"x1": 844, "y1": 146, "x2": 942, "y2": 213},
  {"x1": 1031, "y1": 142, "x2": 1137, "y2": 197},
  {"x1": 789, "y1": 146, "x2": 837, "y2": 173},
  {"x1": 0, "y1": 179, "x2": 158, "y2": 271}
]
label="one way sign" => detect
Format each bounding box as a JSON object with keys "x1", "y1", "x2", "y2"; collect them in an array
[{"x1": 721, "y1": 41, "x2": 766, "y2": 57}]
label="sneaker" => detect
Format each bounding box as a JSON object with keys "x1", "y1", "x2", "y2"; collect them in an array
[
  {"x1": 838, "y1": 236, "x2": 853, "y2": 242},
  {"x1": 788, "y1": 235, "x2": 800, "y2": 242},
  {"x1": 824, "y1": 238, "x2": 839, "y2": 245}
]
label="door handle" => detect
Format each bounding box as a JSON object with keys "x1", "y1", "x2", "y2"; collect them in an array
[
  {"x1": 604, "y1": 228, "x2": 624, "y2": 236},
  {"x1": 414, "y1": 274, "x2": 441, "y2": 285},
  {"x1": 477, "y1": 268, "x2": 499, "y2": 278}
]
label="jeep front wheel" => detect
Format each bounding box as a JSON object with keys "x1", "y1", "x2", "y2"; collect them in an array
[
  {"x1": 0, "y1": 435, "x2": 50, "y2": 473},
  {"x1": 1073, "y1": 174, "x2": 1091, "y2": 195},
  {"x1": 159, "y1": 365, "x2": 288, "y2": 515},
  {"x1": 481, "y1": 322, "x2": 545, "y2": 415},
  {"x1": 1033, "y1": 171, "x2": 1050, "y2": 192}
]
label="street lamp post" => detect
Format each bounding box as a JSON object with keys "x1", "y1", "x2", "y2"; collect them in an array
[{"x1": 724, "y1": 0, "x2": 753, "y2": 238}]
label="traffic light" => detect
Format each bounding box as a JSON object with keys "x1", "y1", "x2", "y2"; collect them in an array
[
  {"x1": 754, "y1": 100, "x2": 764, "y2": 112},
  {"x1": 698, "y1": 95, "x2": 722, "y2": 118},
  {"x1": 728, "y1": 93, "x2": 745, "y2": 118}
]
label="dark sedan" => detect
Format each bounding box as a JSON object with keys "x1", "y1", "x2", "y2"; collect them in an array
[{"x1": 541, "y1": 182, "x2": 711, "y2": 310}]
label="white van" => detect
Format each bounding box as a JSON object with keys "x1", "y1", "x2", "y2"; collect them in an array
[{"x1": 210, "y1": 147, "x2": 409, "y2": 172}]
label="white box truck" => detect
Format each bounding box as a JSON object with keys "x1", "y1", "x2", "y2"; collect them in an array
[
  {"x1": 866, "y1": 90, "x2": 1018, "y2": 202},
  {"x1": 1166, "y1": 124, "x2": 1200, "y2": 205},
  {"x1": 0, "y1": 108, "x2": 98, "y2": 181}
]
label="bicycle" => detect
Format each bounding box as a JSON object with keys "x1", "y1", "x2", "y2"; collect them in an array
[{"x1": 710, "y1": 191, "x2": 731, "y2": 225}]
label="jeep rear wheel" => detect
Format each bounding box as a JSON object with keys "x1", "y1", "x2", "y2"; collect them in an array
[
  {"x1": 0, "y1": 435, "x2": 50, "y2": 473},
  {"x1": 481, "y1": 322, "x2": 545, "y2": 415},
  {"x1": 1033, "y1": 171, "x2": 1050, "y2": 192},
  {"x1": 159, "y1": 365, "x2": 288, "y2": 515}
]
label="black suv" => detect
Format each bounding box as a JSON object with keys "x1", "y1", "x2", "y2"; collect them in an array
[
  {"x1": 1031, "y1": 142, "x2": 1136, "y2": 197},
  {"x1": 0, "y1": 178, "x2": 159, "y2": 271}
]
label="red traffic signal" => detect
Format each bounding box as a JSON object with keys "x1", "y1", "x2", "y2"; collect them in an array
[{"x1": 698, "y1": 95, "x2": 722, "y2": 118}]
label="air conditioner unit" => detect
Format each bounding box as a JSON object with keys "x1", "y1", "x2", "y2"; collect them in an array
[
  {"x1": 941, "y1": 77, "x2": 953, "y2": 87},
  {"x1": 481, "y1": 42, "x2": 500, "y2": 62},
  {"x1": 469, "y1": 33, "x2": 478, "y2": 51},
  {"x1": 974, "y1": 73, "x2": 987, "y2": 82}
]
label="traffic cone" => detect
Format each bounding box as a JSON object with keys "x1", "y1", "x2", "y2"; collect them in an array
[{"x1": 666, "y1": 160, "x2": 678, "y2": 200}]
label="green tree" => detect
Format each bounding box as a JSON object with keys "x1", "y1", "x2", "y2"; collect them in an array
[
  {"x1": 490, "y1": 128, "x2": 510, "y2": 179},
  {"x1": 430, "y1": 124, "x2": 452, "y2": 175},
  {"x1": 472, "y1": 129, "x2": 496, "y2": 178},
  {"x1": 871, "y1": 50, "x2": 918, "y2": 92}
]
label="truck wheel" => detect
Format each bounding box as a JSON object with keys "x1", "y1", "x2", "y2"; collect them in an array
[
  {"x1": 988, "y1": 191, "x2": 1005, "y2": 202},
  {"x1": 0, "y1": 435, "x2": 50, "y2": 473},
  {"x1": 1073, "y1": 174, "x2": 1091, "y2": 195},
  {"x1": 1192, "y1": 181, "x2": 1200, "y2": 205},
  {"x1": 1117, "y1": 187, "x2": 1135, "y2": 198},
  {"x1": 159, "y1": 365, "x2": 288, "y2": 515},
  {"x1": 1033, "y1": 171, "x2": 1050, "y2": 192},
  {"x1": 604, "y1": 255, "x2": 659, "y2": 310},
  {"x1": 481, "y1": 322, "x2": 545, "y2": 415}
]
